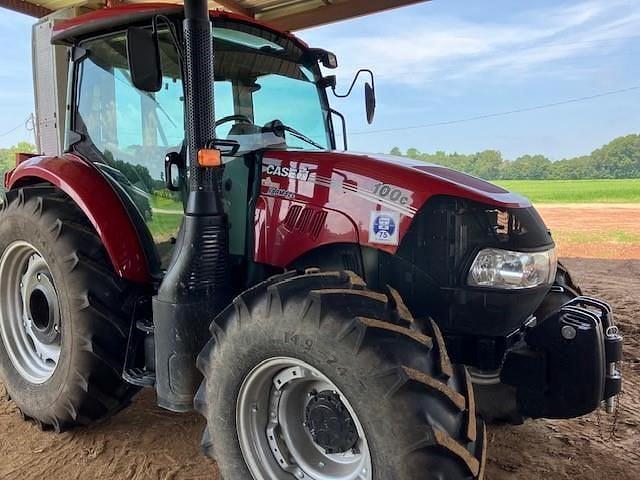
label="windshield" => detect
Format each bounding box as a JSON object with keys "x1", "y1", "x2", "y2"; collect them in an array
[
  {"x1": 213, "y1": 23, "x2": 332, "y2": 153},
  {"x1": 75, "y1": 22, "x2": 332, "y2": 170}
]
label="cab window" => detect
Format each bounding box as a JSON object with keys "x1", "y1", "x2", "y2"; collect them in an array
[{"x1": 74, "y1": 30, "x2": 235, "y2": 266}]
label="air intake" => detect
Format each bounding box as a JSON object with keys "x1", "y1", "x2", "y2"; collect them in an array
[{"x1": 282, "y1": 206, "x2": 327, "y2": 240}]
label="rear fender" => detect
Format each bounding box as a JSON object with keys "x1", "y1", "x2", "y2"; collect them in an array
[{"x1": 6, "y1": 154, "x2": 151, "y2": 284}]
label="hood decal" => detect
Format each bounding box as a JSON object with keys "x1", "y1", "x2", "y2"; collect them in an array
[
  {"x1": 261, "y1": 157, "x2": 417, "y2": 217},
  {"x1": 313, "y1": 174, "x2": 417, "y2": 217}
]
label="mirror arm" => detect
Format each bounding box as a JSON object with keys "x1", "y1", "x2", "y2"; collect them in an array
[
  {"x1": 332, "y1": 69, "x2": 375, "y2": 98},
  {"x1": 330, "y1": 108, "x2": 348, "y2": 151},
  {"x1": 152, "y1": 14, "x2": 184, "y2": 61}
]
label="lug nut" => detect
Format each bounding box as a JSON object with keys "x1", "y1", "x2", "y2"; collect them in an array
[{"x1": 561, "y1": 325, "x2": 577, "y2": 340}]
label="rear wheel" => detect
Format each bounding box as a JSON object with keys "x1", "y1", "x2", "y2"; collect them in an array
[
  {"x1": 196, "y1": 270, "x2": 486, "y2": 480},
  {"x1": 0, "y1": 186, "x2": 138, "y2": 431}
]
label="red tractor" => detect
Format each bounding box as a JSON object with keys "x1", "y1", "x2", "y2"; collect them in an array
[{"x1": 0, "y1": 2, "x2": 622, "y2": 479}]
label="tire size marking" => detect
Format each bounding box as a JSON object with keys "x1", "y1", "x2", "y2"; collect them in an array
[
  {"x1": 284, "y1": 331, "x2": 314, "y2": 352},
  {"x1": 326, "y1": 355, "x2": 348, "y2": 377}
]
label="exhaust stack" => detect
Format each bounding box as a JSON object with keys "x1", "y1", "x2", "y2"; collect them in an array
[{"x1": 152, "y1": 0, "x2": 230, "y2": 412}]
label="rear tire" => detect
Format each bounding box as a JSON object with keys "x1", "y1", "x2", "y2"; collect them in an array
[
  {"x1": 0, "y1": 186, "x2": 138, "y2": 431},
  {"x1": 196, "y1": 270, "x2": 486, "y2": 479}
]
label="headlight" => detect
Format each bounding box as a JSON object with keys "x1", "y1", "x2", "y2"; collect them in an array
[{"x1": 468, "y1": 247, "x2": 557, "y2": 289}]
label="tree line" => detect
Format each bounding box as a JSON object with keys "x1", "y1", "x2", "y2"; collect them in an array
[
  {"x1": 0, "y1": 142, "x2": 36, "y2": 177},
  {"x1": 390, "y1": 133, "x2": 640, "y2": 180}
]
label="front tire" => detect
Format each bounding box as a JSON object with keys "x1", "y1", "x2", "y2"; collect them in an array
[
  {"x1": 0, "y1": 186, "x2": 138, "y2": 431},
  {"x1": 196, "y1": 270, "x2": 486, "y2": 479}
]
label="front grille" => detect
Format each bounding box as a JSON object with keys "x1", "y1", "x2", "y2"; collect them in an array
[{"x1": 398, "y1": 195, "x2": 554, "y2": 287}]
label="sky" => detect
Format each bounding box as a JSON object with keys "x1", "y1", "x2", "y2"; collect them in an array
[{"x1": 1, "y1": 0, "x2": 639, "y2": 160}]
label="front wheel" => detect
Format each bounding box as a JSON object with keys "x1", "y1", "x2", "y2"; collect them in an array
[{"x1": 196, "y1": 270, "x2": 486, "y2": 479}]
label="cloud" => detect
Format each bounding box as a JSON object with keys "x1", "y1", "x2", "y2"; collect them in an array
[{"x1": 300, "y1": 0, "x2": 640, "y2": 87}]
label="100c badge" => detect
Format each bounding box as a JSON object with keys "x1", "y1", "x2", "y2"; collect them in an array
[{"x1": 369, "y1": 211, "x2": 400, "y2": 245}]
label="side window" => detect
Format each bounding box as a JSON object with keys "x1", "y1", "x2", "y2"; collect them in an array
[
  {"x1": 76, "y1": 31, "x2": 185, "y2": 266},
  {"x1": 214, "y1": 80, "x2": 235, "y2": 137},
  {"x1": 75, "y1": 31, "x2": 244, "y2": 265}
]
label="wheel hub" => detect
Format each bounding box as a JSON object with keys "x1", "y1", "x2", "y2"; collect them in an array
[
  {"x1": 22, "y1": 257, "x2": 60, "y2": 346},
  {"x1": 305, "y1": 390, "x2": 359, "y2": 454},
  {"x1": 0, "y1": 241, "x2": 62, "y2": 384},
  {"x1": 236, "y1": 357, "x2": 372, "y2": 480}
]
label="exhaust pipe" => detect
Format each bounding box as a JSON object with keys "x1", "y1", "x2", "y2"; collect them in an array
[{"x1": 152, "y1": 0, "x2": 230, "y2": 412}]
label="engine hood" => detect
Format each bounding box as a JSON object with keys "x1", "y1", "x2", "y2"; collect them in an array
[
  {"x1": 265, "y1": 150, "x2": 531, "y2": 209},
  {"x1": 257, "y1": 149, "x2": 538, "y2": 265}
]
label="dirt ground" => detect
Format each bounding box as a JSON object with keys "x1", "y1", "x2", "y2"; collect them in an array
[
  {"x1": 537, "y1": 204, "x2": 640, "y2": 259},
  {"x1": 1, "y1": 208, "x2": 639, "y2": 479}
]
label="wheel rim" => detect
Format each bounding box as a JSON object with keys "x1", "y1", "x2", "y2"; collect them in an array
[
  {"x1": 237, "y1": 357, "x2": 372, "y2": 480},
  {"x1": 0, "y1": 241, "x2": 61, "y2": 384}
]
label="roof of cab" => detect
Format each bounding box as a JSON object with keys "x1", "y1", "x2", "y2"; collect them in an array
[{"x1": 51, "y1": 3, "x2": 305, "y2": 45}]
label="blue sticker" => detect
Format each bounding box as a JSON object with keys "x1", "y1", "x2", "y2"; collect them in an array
[{"x1": 369, "y1": 211, "x2": 400, "y2": 245}]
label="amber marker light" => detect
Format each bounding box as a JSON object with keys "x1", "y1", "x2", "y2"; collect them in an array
[{"x1": 198, "y1": 149, "x2": 222, "y2": 167}]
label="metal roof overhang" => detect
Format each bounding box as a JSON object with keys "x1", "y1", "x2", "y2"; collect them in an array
[{"x1": 0, "y1": 0, "x2": 429, "y2": 30}]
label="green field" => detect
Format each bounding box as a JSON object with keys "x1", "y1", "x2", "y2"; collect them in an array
[
  {"x1": 147, "y1": 194, "x2": 183, "y2": 239},
  {"x1": 495, "y1": 179, "x2": 640, "y2": 203}
]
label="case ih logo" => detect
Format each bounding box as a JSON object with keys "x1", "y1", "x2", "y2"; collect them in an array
[{"x1": 266, "y1": 164, "x2": 311, "y2": 181}]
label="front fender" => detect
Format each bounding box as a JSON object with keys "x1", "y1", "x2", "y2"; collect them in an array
[
  {"x1": 254, "y1": 196, "x2": 359, "y2": 267},
  {"x1": 7, "y1": 154, "x2": 151, "y2": 284}
]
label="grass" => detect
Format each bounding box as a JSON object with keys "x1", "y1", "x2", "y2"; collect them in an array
[
  {"x1": 555, "y1": 230, "x2": 640, "y2": 244},
  {"x1": 147, "y1": 193, "x2": 183, "y2": 239},
  {"x1": 495, "y1": 179, "x2": 640, "y2": 203},
  {"x1": 148, "y1": 212, "x2": 182, "y2": 239}
]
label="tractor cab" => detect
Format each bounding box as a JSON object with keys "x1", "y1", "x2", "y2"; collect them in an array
[{"x1": 51, "y1": 7, "x2": 351, "y2": 278}]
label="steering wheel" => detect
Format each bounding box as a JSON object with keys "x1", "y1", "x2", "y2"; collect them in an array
[{"x1": 214, "y1": 114, "x2": 254, "y2": 128}]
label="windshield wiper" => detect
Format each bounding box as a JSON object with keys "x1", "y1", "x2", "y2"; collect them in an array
[
  {"x1": 284, "y1": 126, "x2": 325, "y2": 150},
  {"x1": 265, "y1": 121, "x2": 325, "y2": 150}
]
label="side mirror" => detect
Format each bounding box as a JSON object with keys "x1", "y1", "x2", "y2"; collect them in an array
[
  {"x1": 126, "y1": 27, "x2": 162, "y2": 92},
  {"x1": 365, "y1": 82, "x2": 376, "y2": 124},
  {"x1": 331, "y1": 69, "x2": 377, "y2": 124}
]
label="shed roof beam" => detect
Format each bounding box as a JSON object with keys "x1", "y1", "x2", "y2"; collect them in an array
[{"x1": 259, "y1": 0, "x2": 429, "y2": 30}]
